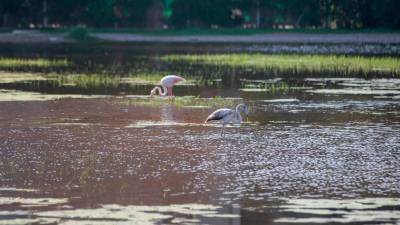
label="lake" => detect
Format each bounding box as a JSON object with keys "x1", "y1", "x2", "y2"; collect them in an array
[{"x1": 0, "y1": 43, "x2": 399, "y2": 225}]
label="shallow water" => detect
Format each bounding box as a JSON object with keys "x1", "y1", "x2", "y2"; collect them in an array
[{"x1": 0, "y1": 43, "x2": 399, "y2": 225}]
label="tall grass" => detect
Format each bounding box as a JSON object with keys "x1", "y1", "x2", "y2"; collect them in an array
[
  {"x1": 161, "y1": 54, "x2": 400, "y2": 77},
  {"x1": 54, "y1": 74, "x2": 120, "y2": 89},
  {"x1": 0, "y1": 58, "x2": 69, "y2": 70},
  {"x1": 51, "y1": 72, "x2": 200, "y2": 89}
]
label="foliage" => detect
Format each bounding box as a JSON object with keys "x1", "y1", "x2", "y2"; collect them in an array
[
  {"x1": 68, "y1": 26, "x2": 90, "y2": 41},
  {"x1": 0, "y1": 0, "x2": 399, "y2": 29}
]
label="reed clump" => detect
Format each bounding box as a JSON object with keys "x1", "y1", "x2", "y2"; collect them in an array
[{"x1": 161, "y1": 54, "x2": 400, "y2": 77}]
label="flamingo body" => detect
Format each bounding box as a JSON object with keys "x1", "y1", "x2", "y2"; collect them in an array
[
  {"x1": 205, "y1": 104, "x2": 249, "y2": 136},
  {"x1": 150, "y1": 75, "x2": 185, "y2": 97},
  {"x1": 205, "y1": 108, "x2": 238, "y2": 124}
]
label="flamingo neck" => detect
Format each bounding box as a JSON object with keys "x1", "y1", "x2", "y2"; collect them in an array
[
  {"x1": 154, "y1": 86, "x2": 168, "y2": 96},
  {"x1": 235, "y1": 104, "x2": 246, "y2": 122},
  {"x1": 235, "y1": 104, "x2": 245, "y2": 113}
]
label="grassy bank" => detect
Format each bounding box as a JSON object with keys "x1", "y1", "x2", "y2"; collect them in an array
[{"x1": 161, "y1": 54, "x2": 400, "y2": 77}]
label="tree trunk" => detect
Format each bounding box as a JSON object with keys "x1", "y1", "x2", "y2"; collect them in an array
[
  {"x1": 43, "y1": 0, "x2": 48, "y2": 27},
  {"x1": 256, "y1": 0, "x2": 260, "y2": 28},
  {"x1": 3, "y1": 14, "x2": 8, "y2": 27},
  {"x1": 295, "y1": 11, "x2": 305, "y2": 28}
]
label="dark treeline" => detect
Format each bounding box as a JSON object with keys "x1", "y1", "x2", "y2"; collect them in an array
[{"x1": 1, "y1": 0, "x2": 399, "y2": 29}]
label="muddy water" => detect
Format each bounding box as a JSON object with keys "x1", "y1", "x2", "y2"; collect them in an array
[{"x1": 0, "y1": 44, "x2": 400, "y2": 225}]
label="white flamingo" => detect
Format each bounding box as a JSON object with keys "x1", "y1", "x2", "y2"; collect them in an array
[
  {"x1": 204, "y1": 104, "x2": 249, "y2": 136},
  {"x1": 150, "y1": 75, "x2": 185, "y2": 97}
]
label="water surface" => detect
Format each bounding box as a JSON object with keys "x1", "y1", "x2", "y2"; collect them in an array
[{"x1": 0, "y1": 43, "x2": 399, "y2": 225}]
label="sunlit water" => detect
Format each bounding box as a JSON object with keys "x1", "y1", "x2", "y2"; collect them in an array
[{"x1": 0, "y1": 43, "x2": 399, "y2": 225}]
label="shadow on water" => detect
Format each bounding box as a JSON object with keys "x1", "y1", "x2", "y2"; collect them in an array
[{"x1": 0, "y1": 43, "x2": 399, "y2": 224}]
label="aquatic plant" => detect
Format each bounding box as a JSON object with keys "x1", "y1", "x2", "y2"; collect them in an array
[
  {"x1": 161, "y1": 54, "x2": 400, "y2": 77},
  {"x1": 240, "y1": 79, "x2": 291, "y2": 93},
  {"x1": 0, "y1": 71, "x2": 47, "y2": 83},
  {"x1": 54, "y1": 73, "x2": 120, "y2": 89},
  {"x1": 124, "y1": 96, "x2": 240, "y2": 108},
  {"x1": 54, "y1": 72, "x2": 199, "y2": 89}
]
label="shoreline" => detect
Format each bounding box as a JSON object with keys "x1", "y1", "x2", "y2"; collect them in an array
[
  {"x1": 92, "y1": 32, "x2": 400, "y2": 44},
  {"x1": 1, "y1": 30, "x2": 400, "y2": 44}
]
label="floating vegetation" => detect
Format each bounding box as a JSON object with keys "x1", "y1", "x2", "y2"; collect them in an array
[
  {"x1": 0, "y1": 187, "x2": 39, "y2": 193},
  {"x1": 260, "y1": 99, "x2": 299, "y2": 103},
  {"x1": 26, "y1": 203, "x2": 238, "y2": 225},
  {"x1": 306, "y1": 89, "x2": 400, "y2": 95},
  {"x1": 0, "y1": 196, "x2": 68, "y2": 207},
  {"x1": 0, "y1": 89, "x2": 107, "y2": 101},
  {"x1": 0, "y1": 71, "x2": 48, "y2": 83},
  {"x1": 240, "y1": 79, "x2": 292, "y2": 92},
  {"x1": 124, "y1": 96, "x2": 241, "y2": 108},
  {"x1": 0, "y1": 58, "x2": 69, "y2": 70},
  {"x1": 161, "y1": 54, "x2": 400, "y2": 77},
  {"x1": 239, "y1": 88, "x2": 270, "y2": 92},
  {"x1": 274, "y1": 198, "x2": 400, "y2": 224},
  {"x1": 126, "y1": 120, "x2": 200, "y2": 128}
]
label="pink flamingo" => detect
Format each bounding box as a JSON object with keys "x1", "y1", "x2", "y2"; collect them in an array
[{"x1": 149, "y1": 75, "x2": 186, "y2": 97}]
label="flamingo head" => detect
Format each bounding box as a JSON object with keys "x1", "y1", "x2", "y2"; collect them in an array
[
  {"x1": 173, "y1": 76, "x2": 186, "y2": 84},
  {"x1": 238, "y1": 104, "x2": 250, "y2": 121},
  {"x1": 243, "y1": 105, "x2": 250, "y2": 115},
  {"x1": 149, "y1": 87, "x2": 157, "y2": 97}
]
